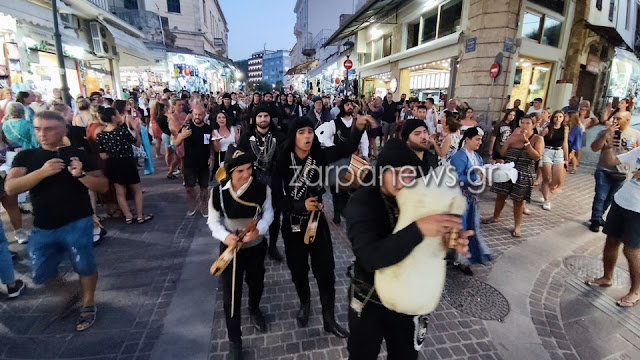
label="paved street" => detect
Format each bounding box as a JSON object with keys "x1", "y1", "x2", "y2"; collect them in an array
[{"x1": 1, "y1": 159, "x2": 640, "y2": 360}]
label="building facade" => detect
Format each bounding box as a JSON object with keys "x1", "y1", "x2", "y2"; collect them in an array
[
  {"x1": 248, "y1": 51, "x2": 266, "y2": 83},
  {"x1": 326, "y1": 0, "x2": 640, "y2": 126},
  {"x1": 262, "y1": 50, "x2": 291, "y2": 85}
]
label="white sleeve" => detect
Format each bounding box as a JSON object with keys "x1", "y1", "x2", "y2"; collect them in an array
[
  {"x1": 256, "y1": 187, "x2": 274, "y2": 236},
  {"x1": 617, "y1": 146, "x2": 640, "y2": 166},
  {"x1": 360, "y1": 132, "x2": 369, "y2": 158},
  {"x1": 207, "y1": 195, "x2": 231, "y2": 243}
]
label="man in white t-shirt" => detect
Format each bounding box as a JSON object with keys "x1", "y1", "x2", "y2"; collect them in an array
[
  {"x1": 587, "y1": 145, "x2": 640, "y2": 307},
  {"x1": 526, "y1": 97, "x2": 543, "y2": 115}
]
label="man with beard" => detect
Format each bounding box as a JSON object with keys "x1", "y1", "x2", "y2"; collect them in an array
[
  {"x1": 262, "y1": 92, "x2": 282, "y2": 129},
  {"x1": 306, "y1": 96, "x2": 331, "y2": 128},
  {"x1": 220, "y1": 93, "x2": 240, "y2": 127},
  {"x1": 237, "y1": 105, "x2": 286, "y2": 262},
  {"x1": 402, "y1": 119, "x2": 438, "y2": 176},
  {"x1": 173, "y1": 105, "x2": 213, "y2": 216},
  {"x1": 315, "y1": 98, "x2": 370, "y2": 224}
]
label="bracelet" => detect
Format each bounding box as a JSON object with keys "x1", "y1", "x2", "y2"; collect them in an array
[
  {"x1": 524, "y1": 142, "x2": 531, "y2": 147},
  {"x1": 74, "y1": 171, "x2": 86, "y2": 179}
]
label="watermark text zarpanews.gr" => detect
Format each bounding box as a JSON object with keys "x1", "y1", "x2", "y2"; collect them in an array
[{"x1": 289, "y1": 163, "x2": 501, "y2": 193}]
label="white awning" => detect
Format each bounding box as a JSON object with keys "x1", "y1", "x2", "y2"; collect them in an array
[
  {"x1": 100, "y1": 22, "x2": 151, "y2": 66},
  {"x1": 1, "y1": 1, "x2": 55, "y2": 29}
]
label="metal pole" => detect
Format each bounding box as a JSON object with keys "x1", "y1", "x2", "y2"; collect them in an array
[
  {"x1": 344, "y1": 56, "x2": 349, "y2": 96},
  {"x1": 52, "y1": 0, "x2": 70, "y2": 106}
]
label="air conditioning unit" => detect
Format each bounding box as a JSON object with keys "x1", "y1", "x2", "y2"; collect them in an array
[{"x1": 89, "y1": 21, "x2": 111, "y2": 57}]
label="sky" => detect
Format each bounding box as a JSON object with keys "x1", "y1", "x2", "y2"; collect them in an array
[{"x1": 219, "y1": 0, "x2": 297, "y2": 61}]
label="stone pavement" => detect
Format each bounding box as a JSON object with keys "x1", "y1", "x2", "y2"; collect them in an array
[{"x1": 1, "y1": 159, "x2": 639, "y2": 360}]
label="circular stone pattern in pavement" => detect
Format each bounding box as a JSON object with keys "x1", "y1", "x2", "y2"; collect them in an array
[
  {"x1": 442, "y1": 274, "x2": 510, "y2": 321},
  {"x1": 563, "y1": 255, "x2": 631, "y2": 287}
]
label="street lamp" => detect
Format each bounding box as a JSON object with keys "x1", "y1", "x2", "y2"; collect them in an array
[
  {"x1": 52, "y1": 0, "x2": 70, "y2": 105},
  {"x1": 343, "y1": 40, "x2": 355, "y2": 96}
]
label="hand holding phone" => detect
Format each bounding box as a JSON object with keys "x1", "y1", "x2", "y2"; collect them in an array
[{"x1": 57, "y1": 146, "x2": 73, "y2": 166}]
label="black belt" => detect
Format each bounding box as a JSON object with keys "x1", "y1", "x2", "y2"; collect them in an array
[{"x1": 545, "y1": 146, "x2": 561, "y2": 150}]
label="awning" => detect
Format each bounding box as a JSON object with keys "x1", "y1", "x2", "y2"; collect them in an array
[
  {"x1": 614, "y1": 48, "x2": 640, "y2": 79},
  {"x1": 100, "y1": 22, "x2": 150, "y2": 65},
  {"x1": 323, "y1": 0, "x2": 411, "y2": 47},
  {"x1": 307, "y1": 58, "x2": 340, "y2": 78},
  {"x1": 1, "y1": 1, "x2": 56, "y2": 29},
  {"x1": 285, "y1": 59, "x2": 319, "y2": 75}
]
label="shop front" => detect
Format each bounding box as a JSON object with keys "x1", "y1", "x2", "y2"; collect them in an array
[
  {"x1": 406, "y1": 58, "x2": 454, "y2": 107},
  {"x1": 362, "y1": 72, "x2": 392, "y2": 99},
  {"x1": 605, "y1": 49, "x2": 640, "y2": 102},
  {"x1": 508, "y1": 56, "x2": 554, "y2": 107},
  {"x1": 167, "y1": 52, "x2": 233, "y2": 93}
]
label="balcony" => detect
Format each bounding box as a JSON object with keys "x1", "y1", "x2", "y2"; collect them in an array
[
  {"x1": 110, "y1": 8, "x2": 166, "y2": 44},
  {"x1": 88, "y1": 0, "x2": 110, "y2": 11}
]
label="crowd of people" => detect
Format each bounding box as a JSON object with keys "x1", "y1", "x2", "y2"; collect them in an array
[{"x1": 0, "y1": 83, "x2": 638, "y2": 359}]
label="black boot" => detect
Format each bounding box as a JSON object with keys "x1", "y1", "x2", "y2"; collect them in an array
[
  {"x1": 249, "y1": 308, "x2": 267, "y2": 333},
  {"x1": 296, "y1": 302, "x2": 310, "y2": 328},
  {"x1": 322, "y1": 307, "x2": 349, "y2": 338},
  {"x1": 228, "y1": 341, "x2": 243, "y2": 360},
  {"x1": 268, "y1": 238, "x2": 283, "y2": 263}
]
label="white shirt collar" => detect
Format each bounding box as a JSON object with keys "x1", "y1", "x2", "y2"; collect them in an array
[
  {"x1": 222, "y1": 176, "x2": 253, "y2": 197},
  {"x1": 341, "y1": 116, "x2": 353, "y2": 127}
]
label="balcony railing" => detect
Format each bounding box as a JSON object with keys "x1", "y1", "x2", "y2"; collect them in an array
[{"x1": 88, "y1": 0, "x2": 110, "y2": 12}]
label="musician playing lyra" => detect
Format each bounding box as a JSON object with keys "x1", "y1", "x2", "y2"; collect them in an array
[{"x1": 207, "y1": 145, "x2": 274, "y2": 360}]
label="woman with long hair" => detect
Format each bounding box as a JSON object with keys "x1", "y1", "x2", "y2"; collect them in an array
[
  {"x1": 430, "y1": 115, "x2": 462, "y2": 166},
  {"x1": 460, "y1": 107, "x2": 477, "y2": 131},
  {"x1": 484, "y1": 116, "x2": 544, "y2": 237},
  {"x1": 211, "y1": 112, "x2": 239, "y2": 175},
  {"x1": 567, "y1": 112, "x2": 583, "y2": 174},
  {"x1": 114, "y1": 100, "x2": 154, "y2": 174},
  {"x1": 97, "y1": 106, "x2": 152, "y2": 224},
  {"x1": 539, "y1": 110, "x2": 568, "y2": 210},
  {"x1": 450, "y1": 127, "x2": 491, "y2": 275}
]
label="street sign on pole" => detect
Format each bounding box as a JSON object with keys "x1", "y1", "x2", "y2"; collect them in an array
[
  {"x1": 344, "y1": 59, "x2": 353, "y2": 70},
  {"x1": 489, "y1": 62, "x2": 501, "y2": 78}
]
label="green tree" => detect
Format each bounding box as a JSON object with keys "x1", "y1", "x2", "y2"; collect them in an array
[
  {"x1": 247, "y1": 80, "x2": 273, "y2": 93},
  {"x1": 274, "y1": 80, "x2": 284, "y2": 91}
]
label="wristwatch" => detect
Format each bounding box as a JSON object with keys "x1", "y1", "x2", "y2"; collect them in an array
[{"x1": 74, "y1": 171, "x2": 86, "y2": 179}]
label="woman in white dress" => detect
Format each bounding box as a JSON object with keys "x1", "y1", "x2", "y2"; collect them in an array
[
  {"x1": 212, "y1": 112, "x2": 240, "y2": 175},
  {"x1": 430, "y1": 115, "x2": 462, "y2": 166}
]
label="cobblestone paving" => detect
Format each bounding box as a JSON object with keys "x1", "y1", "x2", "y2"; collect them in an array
[{"x1": 0, "y1": 162, "x2": 198, "y2": 360}]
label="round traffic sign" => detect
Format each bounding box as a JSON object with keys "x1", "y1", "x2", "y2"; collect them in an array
[
  {"x1": 489, "y1": 62, "x2": 500, "y2": 78},
  {"x1": 344, "y1": 59, "x2": 353, "y2": 70}
]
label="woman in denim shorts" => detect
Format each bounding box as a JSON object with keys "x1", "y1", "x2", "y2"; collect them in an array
[{"x1": 539, "y1": 110, "x2": 568, "y2": 211}]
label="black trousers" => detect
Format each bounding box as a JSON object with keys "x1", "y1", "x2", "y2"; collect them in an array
[
  {"x1": 347, "y1": 296, "x2": 419, "y2": 360},
  {"x1": 269, "y1": 209, "x2": 281, "y2": 247},
  {"x1": 220, "y1": 240, "x2": 267, "y2": 344},
  {"x1": 281, "y1": 214, "x2": 336, "y2": 306},
  {"x1": 330, "y1": 188, "x2": 350, "y2": 219}
]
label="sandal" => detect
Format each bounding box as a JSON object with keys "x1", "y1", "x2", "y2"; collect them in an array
[
  {"x1": 569, "y1": 169, "x2": 576, "y2": 174},
  {"x1": 585, "y1": 278, "x2": 612, "y2": 287},
  {"x1": 616, "y1": 292, "x2": 640, "y2": 307},
  {"x1": 136, "y1": 214, "x2": 154, "y2": 224},
  {"x1": 76, "y1": 305, "x2": 97, "y2": 331},
  {"x1": 523, "y1": 208, "x2": 532, "y2": 215},
  {"x1": 511, "y1": 230, "x2": 521, "y2": 238},
  {"x1": 481, "y1": 218, "x2": 498, "y2": 224},
  {"x1": 125, "y1": 218, "x2": 134, "y2": 224},
  {"x1": 166, "y1": 173, "x2": 177, "y2": 179}
]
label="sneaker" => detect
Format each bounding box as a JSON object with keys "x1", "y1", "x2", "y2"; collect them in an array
[
  {"x1": 172, "y1": 169, "x2": 181, "y2": 176},
  {"x1": 14, "y1": 229, "x2": 29, "y2": 244},
  {"x1": 589, "y1": 222, "x2": 601, "y2": 233},
  {"x1": 200, "y1": 207, "x2": 208, "y2": 218},
  {"x1": 542, "y1": 201, "x2": 551, "y2": 211},
  {"x1": 7, "y1": 279, "x2": 25, "y2": 298},
  {"x1": 187, "y1": 208, "x2": 197, "y2": 216}
]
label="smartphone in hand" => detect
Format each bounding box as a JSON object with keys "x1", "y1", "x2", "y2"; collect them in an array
[{"x1": 57, "y1": 145, "x2": 73, "y2": 166}]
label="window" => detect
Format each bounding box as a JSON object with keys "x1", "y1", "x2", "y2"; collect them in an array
[
  {"x1": 167, "y1": 0, "x2": 181, "y2": 13},
  {"x1": 522, "y1": 12, "x2": 542, "y2": 41},
  {"x1": 626, "y1": 0, "x2": 631, "y2": 29},
  {"x1": 421, "y1": 8, "x2": 438, "y2": 44},
  {"x1": 406, "y1": 0, "x2": 463, "y2": 50},
  {"x1": 373, "y1": 39, "x2": 383, "y2": 60},
  {"x1": 203, "y1": 1, "x2": 207, "y2": 26},
  {"x1": 124, "y1": 0, "x2": 138, "y2": 9},
  {"x1": 541, "y1": 16, "x2": 561, "y2": 47},
  {"x1": 438, "y1": 0, "x2": 462, "y2": 38},
  {"x1": 608, "y1": 0, "x2": 614, "y2": 21},
  {"x1": 528, "y1": 0, "x2": 565, "y2": 14},
  {"x1": 596, "y1": 0, "x2": 602, "y2": 10}
]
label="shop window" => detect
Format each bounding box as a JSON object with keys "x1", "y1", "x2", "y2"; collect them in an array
[
  {"x1": 522, "y1": 12, "x2": 542, "y2": 41},
  {"x1": 167, "y1": 0, "x2": 181, "y2": 13},
  {"x1": 373, "y1": 39, "x2": 383, "y2": 60},
  {"x1": 421, "y1": 9, "x2": 438, "y2": 44},
  {"x1": 382, "y1": 34, "x2": 392, "y2": 57},
  {"x1": 406, "y1": 20, "x2": 420, "y2": 49},
  {"x1": 528, "y1": 0, "x2": 565, "y2": 14},
  {"x1": 438, "y1": 0, "x2": 463, "y2": 38},
  {"x1": 542, "y1": 16, "x2": 561, "y2": 47}
]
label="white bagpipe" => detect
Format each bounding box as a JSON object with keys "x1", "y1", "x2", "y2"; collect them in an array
[{"x1": 374, "y1": 174, "x2": 467, "y2": 315}]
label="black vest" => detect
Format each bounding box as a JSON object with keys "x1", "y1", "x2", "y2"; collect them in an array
[
  {"x1": 212, "y1": 180, "x2": 267, "y2": 219},
  {"x1": 333, "y1": 118, "x2": 359, "y2": 157}
]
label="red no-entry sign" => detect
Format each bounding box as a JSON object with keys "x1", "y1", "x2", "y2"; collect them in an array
[
  {"x1": 489, "y1": 62, "x2": 501, "y2": 78},
  {"x1": 344, "y1": 59, "x2": 353, "y2": 70}
]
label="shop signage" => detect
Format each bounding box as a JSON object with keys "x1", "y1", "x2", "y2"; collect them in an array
[
  {"x1": 503, "y1": 38, "x2": 514, "y2": 53},
  {"x1": 465, "y1": 38, "x2": 476, "y2": 53},
  {"x1": 344, "y1": 59, "x2": 353, "y2": 70},
  {"x1": 489, "y1": 62, "x2": 501, "y2": 78},
  {"x1": 586, "y1": 54, "x2": 600, "y2": 73}
]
